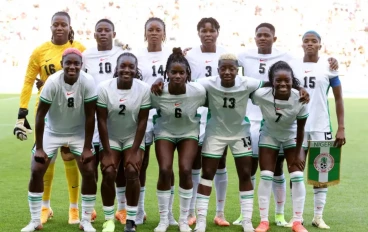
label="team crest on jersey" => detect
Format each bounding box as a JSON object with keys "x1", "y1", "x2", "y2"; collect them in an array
[{"x1": 314, "y1": 153, "x2": 334, "y2": 173}]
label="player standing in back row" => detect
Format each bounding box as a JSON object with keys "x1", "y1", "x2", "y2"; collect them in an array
[
  {"x1": 185, "y1": 17, "x2": 230, "y2": 227},
  {"x1": 21, "y1": 48, "x2": 97, "y2": 232},
  {"x1": 286, "y1": 31, "x2": 346, "y2": 229}
]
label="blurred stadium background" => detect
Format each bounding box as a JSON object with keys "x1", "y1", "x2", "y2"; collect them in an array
[{"x1": 1, "y1": 0, "x2": 367, "y2": 96}]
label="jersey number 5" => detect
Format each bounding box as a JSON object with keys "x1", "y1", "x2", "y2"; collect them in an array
[
  {"x1": 259, "y1": 63, "x2": 266, "y2": 74},
  {"x1": 223, "y1": 97, "x2": 236, "y2": 108}
]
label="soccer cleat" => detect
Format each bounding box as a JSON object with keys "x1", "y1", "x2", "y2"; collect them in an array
[
  {"x1": 242, "y1": 220, "x2": 255, "y2": 232},
  {"x1": 79, "y1": 219, "x2": 96, "y2": 232},
  {"x1": 168, "y1": 211, "x2": 178, "y2": 226},
  {"x1": 233, "y1": 213, "x2": 242, "y2": 225},
  {"x1": 312, "y1": 216, "x2": 330, "y2": 229},
  {"x1": 135, "y1": 210, "x2": 146, "y2": 225},
  {"x1": 213, "y1": 214, "x2": 230, "y2": 226},
  {"x1": 68, "y1": 207, "x2": 80, "y2": 224},
  {"x1": 179, "y1": 220, "x2": 192, "y2": 232},
  {"x1": 102, "y1": 219, "x2": 115, "y2": 232},
  {"x1": 91, "y1": 209, "x2": 97, "y2": 222},
  {"x1": 292, "y1": 221, "x2": 308, "y2": 232},
  {"x1": 255, "y1": 221, "x2": 269, "y2": 232},
  {"x1": 285, "y1": 217, "x2": 304, "y2": 228},
  {"x1": 275, "y1": 213, "x2": 287, "y2": 226},
  {"x1": 194, "y1": 217, "x2": 206, "y2": 232},
  {"x1": 187, "y1": 214, "x2": 196, "y2": 226},
  {"x1": 21, "y1": 220, "x2": 43, "y2": 232},
  {"x1": 115, "y1": 209, "x2": 127, "y2": 224},
  {"x1": 41, "y1": 207, "x2": 53, "y2": 224},
  {"x1": 154, "y1": 221, "x2": 169, "y2": 232},
  {"x1": 124, "y1": 219, "x2": 136, "y2": 232}
]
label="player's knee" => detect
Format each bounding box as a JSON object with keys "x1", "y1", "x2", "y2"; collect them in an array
[
  {"x1": 30, "y1": 166, "x2": 46, "y2": 181},
  {"x1": 178, "y1": 166, "x2": 191, "y2": 181},
  {"x1": 218, "y1": 156, "x2": 227, "y2": 169},
  {"x1": 201, "y1": 165, "x2": 217, "y2": 180},
  {"x1": 103, "y1": 166, "x2": 117, "y2": 181},
  {"x1": 159, "y1": 167, "x2": 172, "y2": 182},
  {"x1": 125, "y1": 164, "x2": 139, "y2": 181},
  {"x1": 79, "y1": 165, "x2": 96, "y2": 181},
  {"x1": 60, "y1": 147, "x2": 74, "y2": 161},
  {"x1": 238, "y1": 167, "x2": 251, "y2": 182}
]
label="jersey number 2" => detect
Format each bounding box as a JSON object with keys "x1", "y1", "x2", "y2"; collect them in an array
[{"x1": 119, "y1": 104, "x2": 126, "y2": 115}]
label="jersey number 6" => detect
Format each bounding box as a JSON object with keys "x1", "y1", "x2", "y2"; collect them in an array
[{"x1": 175, "y1": 108, "x2": 182, "y2": 118}]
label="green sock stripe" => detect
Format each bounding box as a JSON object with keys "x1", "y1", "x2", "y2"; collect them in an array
[
  {"x1": 28, "y1": 196, "x2": 42, "y2": 201},
  {"x1": 104, "y1": 210, "x2": 114, "y2": 216},
  {"x1": 240, "y1": 194, "x2": 254, "y2": 199},
  {"x1": 273, "y1": 179, "x2": 286, "y2": 183},
  {"x1": 127, "y1": 211, "x2": 137, "y2": 216},
  {"x1": 118, "y1": 191, "x2": 126, "y2": 194},
  {"x1": 197, "y1": 196, "x2": 210, "y2": 200},
  {"x1": 216, "y1": 171, "x2": 227, "y2": 175},
  {"x1": 261, "y1": 175, "x2": 274, "y2": 181},
  {"x1": 314, "y1": 191, "x2": 328, "y2": 194},
  {"x1": 157, "y1": 190, "x2": 171, "y2": 194},
  {"x1": 82, "y1": 197, "x2": 96, "y2": 201},
  {"x1": 291, "y1": 177, "x2": 304, "y2": 182}
]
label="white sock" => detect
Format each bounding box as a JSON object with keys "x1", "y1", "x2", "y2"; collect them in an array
[
  {"x1": 240, "y1": 190, "x2": 254, "y2": 223},
  {"x1": 81, "y1": 194, "x2": 96, "y2": 222},
  {"x1": 157, "y1": 190, "x2": 171, "y2": 223},
  {"x1": 214, "y1": 168, "x2": 228, "y2": 215},
  {"x1": 103, "y1": 205, "x2": 114, "y2": 220},
  {"x1": 189, "y1": 169, "x2": 200, "y2": 214},
  {"x1": 314, "y1": 188, "x2": 328, "y2": 217},
  {"x1": 258, "y1": 170, "x2": 274, "y2": 222},
  {"x1": 116, "y1": 187, "x2": 126, "y2": 211},
  {"x1": 169, "y1": 186, "x2": 175, "y2": 214},
  {"x1": 272, "y1": 174, "x2": 286, "y2": 214},
  {"x1": 28, "y1": 192, "x2": 43, "y2": 221},
  {"x1": 196, "y1": 193, "x2": 210, "y2": 218},
  {"x1": 42, "y1": 200, "x2": 50, "y2": 209},
  {"x1": 291, "y1": 171, "x2": 306, "y2": 222},
  {"x1": 126, "y1": 205, "x2": 138, "y2": 221},
  {"x1": 70, "y1": 203, "x2": 78, "y2": 209},
  {"x1": 138, "y1": 187, "x2": 145, "y2": 213},
  {"x1": 179, "y1": 187, "x2": 193, "y2": 222}
]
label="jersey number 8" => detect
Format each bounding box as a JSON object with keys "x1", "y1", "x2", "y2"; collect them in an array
[{"x1": 67, "y1": 97, "x2": 74, "y2": 108}]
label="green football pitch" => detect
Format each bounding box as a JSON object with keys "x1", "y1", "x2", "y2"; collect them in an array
[{"x1": 0, "y1": 95, "x2": 367, "y2": 232}]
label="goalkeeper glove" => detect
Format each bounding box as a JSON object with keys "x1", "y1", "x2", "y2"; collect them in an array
[{"x1": 14, "y1": 108, "x2": 33, "y2": 141}]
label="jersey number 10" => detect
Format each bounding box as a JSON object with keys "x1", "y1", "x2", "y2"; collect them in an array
[{"x1": 99, "y1": 62, "x2": 112, "y2": 74}]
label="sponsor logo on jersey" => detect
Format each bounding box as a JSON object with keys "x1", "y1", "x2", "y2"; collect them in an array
[
  {"x1": 152, "y1": 60, "x2": 160, "y2": 63},
  {"x1": 120, "y1": 98, "x2": 126, "y2": 102},
  {"x1": 100, "y1": 58, "x2": 108, "y2": 62},
  {"x1": 174, "y1": 103, "x2": 180, "y2": 107},
  {"x1": 67, "y1": 92, "x2": 74, "y2": 96},
  {"x1": 305, "y1": 70, "x2": 312, "y2": 73},
  {"x1": 205, "y1": 60, "x2": 212, "y2": 63},
  {"x1": 276, "y1": 107, "x2": 281, "y2": 110},
  {"x1": 260, "y1": 59, "x2": 267, "y2": 62}
]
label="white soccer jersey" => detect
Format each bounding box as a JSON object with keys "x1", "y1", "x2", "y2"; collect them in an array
[
  {"x1": 151, "y1": 82, "x2": 206, "y2": 138},
  {"x1": 135, "y1": 47, "x2": 172, "y2": 86},
  {"x1": 82, "y1": 46, "x2": 126, "y2": 86},
  {"x1": 291, "y1": 58, "x2": 338, "y2": 132},
  {"x1": 40, "y1": 70, "x2": 97, "y2": 135},
  {"x1": 197, "y1": 75, "x2": 262, "y2": 139},
  {"x1": 238, "y1": 48, "x2": 294, "y2": 121},
  {"x1": 186, "y1": 45, "x2": 228, "y2": 81},
  {"x1": 97, "y1": 78, "x2": 151, "y2": 139},
  {"x1": 251, "y1": 88, "x2": 309, "y2": 141}
]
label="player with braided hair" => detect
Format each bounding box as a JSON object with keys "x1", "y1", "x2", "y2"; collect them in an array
[
  {"x1": 151, "y1": 47, "x2": 206, "y2": 232},
  {"x1": 21, "y1": 48, "x2": 97, "y2": 232},
  {"x1": 15, "y1": 11, "x2": 85, "y2": 225},
  {"x1": 250, "y1": 60, "x2": 308, "y2": 232},
  {"x1": 97, "y1": 52, "x2": 149, "y2": 232}
]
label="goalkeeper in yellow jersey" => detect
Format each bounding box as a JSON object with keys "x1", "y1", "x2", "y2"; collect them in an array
[{"x1": 14, "y1": 11, "x2": 97, "y2": 226}]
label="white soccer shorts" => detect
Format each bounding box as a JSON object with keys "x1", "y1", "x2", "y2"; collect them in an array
[
  {"x1": 201, "y1": 135, "x2": 253, "y2": 159},
  {"x1": 100, "y1": 136, "x2": 145, "y2": 152}
]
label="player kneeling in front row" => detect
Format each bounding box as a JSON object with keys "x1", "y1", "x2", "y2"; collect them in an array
[
  {"x1": 21, "y1": 48, "x2": 98, "y2": 232},
  {"x1": 252, "y1": 61, "x2": 309, "y2": 232},
  {"x1": 151, "y1": 48, "x2": 206, "y2": 232},
  {"x1": 97, "y1": 52, "x2": 150, "y2": 232}
]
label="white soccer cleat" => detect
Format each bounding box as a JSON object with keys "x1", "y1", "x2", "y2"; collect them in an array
[
  {"x1": 242, "y1": 220, "x2": 255, "y2": 232},
  {"x1": 79, "y1": 219, "x2": 96, "y2": 232},
  {"x1": 285, "y1": 217, "x2": 304, "y2": 228},
  {"x1": 154, "y1": 222, "x2": 169, "y2": 232},
  {"x1": 312, "y1": 216, "x2": 330, "y2": 229},
  {"x1": 232, "y1": 214, "x2": 242, "y2": 225},
  {"x1": 135, "y1": 211, "x2": 146, "y2": 225},
  {"x1": 168, "y1": 211, "x2": 178, "y2": 226},
  {"x1": 179, "y1": 220, "x2": 192, "y2": 232},
  {"x1": 194, "y1": 217, "x2": 206, "y2": 232},
  {"x1": 21, "y1": 220, "x2": 42, "y2": 232}
]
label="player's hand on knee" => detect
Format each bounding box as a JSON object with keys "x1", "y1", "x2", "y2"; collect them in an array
[
  {"x1": 298, "y1": 88, "x2": 310, "y2": 104},
  {"x1": 101, "y1": 149, "x2": 115, "y2": 172},
  {"x1": 151, "y1": 78, "x2": 164, "y2": 96},
  {"x1": 334, "y1": 128, "x2": 346, "y2": 148},
  {"x1": 81, "y1": 148, "x2": 94, "y2": 164},
  {"x1": 34, "y1": 148, "x2": 48, "y2": 164},
  {"x1": 14, "y1": 108, "x2": 32, "y2": 141},
  {"x1": 289, "y1": 156, "x2": 305, "y2": 171},
  {"x1": 125, "y1": 150, "x2": 141, "y2": 172}
]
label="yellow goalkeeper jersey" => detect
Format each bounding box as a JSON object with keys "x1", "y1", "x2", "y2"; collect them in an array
[{"x1": 19, "y1": 41, "x2": 85, "y2": 109}]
